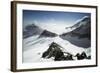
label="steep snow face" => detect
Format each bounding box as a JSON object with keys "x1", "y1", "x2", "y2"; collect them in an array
[
  {"x1": 60, "y1": 16, "x2": 91, "y2": 48},
  {"x1": 53, "y1": 36, "x2": 88, "y2": 55},
  {"x1": 65, "y1": 16, "x2": 90, "y2": 33},
  {"x1": 23, "y1": 36, "x2": 90, "y2": 63},
  {"x1": 66, "y1": 16, "x2": 90, "y2": 30}
]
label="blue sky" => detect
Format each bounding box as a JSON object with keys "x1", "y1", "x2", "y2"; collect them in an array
[
  {"x1": 23, "y1": 10, "x2": 90, "y2": 27},
  {"x1": 23, "y1": 10, "x2": 90, "y2": 34}
]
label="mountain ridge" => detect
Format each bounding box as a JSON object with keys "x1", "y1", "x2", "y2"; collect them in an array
[{"x1": 60, "y1": 16, "x2": 91, "y2": 48}]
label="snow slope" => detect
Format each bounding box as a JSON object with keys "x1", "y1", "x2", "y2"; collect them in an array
[
  {"x1": 23, "y1": 36, "x2": 90, "y2": 63},
  {"x1": 23, "y1": 36, "x2": 54, "y2": 63}
]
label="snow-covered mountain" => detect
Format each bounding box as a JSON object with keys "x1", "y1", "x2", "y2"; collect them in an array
[
  {"x1": 23, "y1": 24, "x2": 43, "y2": 38},
  {"x1": 60, "y1": 16, "x2": 91, "y2": 48},
  {"x1": 39, "y1": 30, "x2": 57, "y2": 38},
  {"x1": 65, "y1": 16, "x2": 90, "y2": 31},
  {"x1": 23, "y1": 23, "x2": 58, "y2": 39}
]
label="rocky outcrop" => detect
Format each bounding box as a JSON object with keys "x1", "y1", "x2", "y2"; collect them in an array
[{"x1": 42, "y1": 42, "x2": 74, "y2": 61}]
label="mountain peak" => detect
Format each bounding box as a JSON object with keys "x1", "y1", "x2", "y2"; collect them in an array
[
  {"x1": 25, "y1": 23, "x2": 38, "y2": 30},
  {"x1": 60, "y1": 16, "x2": 91, "y2": 48},
  {"x1": 23, "y1": 23, "x2": 43, "y2": 38},
  {"x1": 70, "y1": 16, "x2": 90, "y2": 29},
  {"x1": 39, "y1": 30, "x2": 57, "y2": 38}
]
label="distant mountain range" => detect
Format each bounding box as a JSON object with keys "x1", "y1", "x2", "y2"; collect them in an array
[
  {"x1": 23, "y1": 16, "x2": 91, "y2": 48},
  {"x1": 23, "y1": 23, "x2": 58, "y2": 38}
]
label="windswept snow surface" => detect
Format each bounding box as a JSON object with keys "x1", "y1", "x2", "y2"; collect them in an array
[{"x1": 23, "y1": 36, "x2": 90, "y2": 63}]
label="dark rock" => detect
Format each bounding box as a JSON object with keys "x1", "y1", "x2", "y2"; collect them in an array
[
  {"x1": 64, "y1": 53, "x2": 74, "y2": 60},
  {"x1": 39, "y1": 30, "x2": 57, "y2": 38},
  {"x1": 75, "y1": 52, "x2": 87, "y2": 60},
  {"x1": 86, "y1": 56, "x2": 91, "y2": 59},
  {"x1": 42, "y1": 42, "x2": 74, "y2": 61},
  {"x1": 42, "y1": 51, "x2": 49, "y2": 58},
  {"x1": 42, "y1": 42, "x2": 64, "y2": 60}
]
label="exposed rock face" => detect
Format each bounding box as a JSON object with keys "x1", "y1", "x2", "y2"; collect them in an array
[
  {"x1": 60, "y1": 16, "x2": 91, "y2": 48},
  {"x1": 42, "y1": 42, "x2": 64, "y2": 61},
  {"x1": 42, "y1": 41, "x2": 91, "y2": 61},
  {"x1": 75, "y1": 52, "x2": 90, "y2": 60},
  {"x1": 39, "y1": 30, "x2": 57, "y2": 38},
  {"x1": 42, "y1": 42, "x2": 74, "y2": 61}
]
